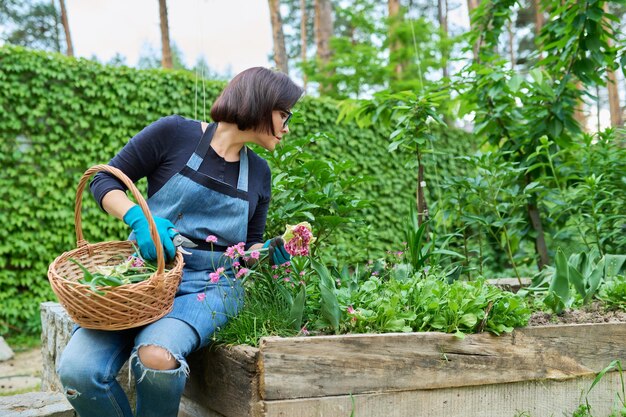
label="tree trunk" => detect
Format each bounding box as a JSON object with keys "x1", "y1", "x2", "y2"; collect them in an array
[
  {"x1": 301, "y1": 0, "x2": 308, "y2": 89},
  {"x1": 268, "y1": 0, "x2": 289, "y2": 74},
  {"x1": 534, "y1": 0, "x2": 544, "y2": 59},
  {"x1": 314, "y1": 0, "x2": 333, "y2": 93},
  {"x1": 388, "y1": 0, "x2": 403, "y2": 79},
  {"x1": 526, "y1": 174, "x2": 549, "y2": 270},
  {"x1": 438, "y1": 0, "x2": 448, "y2": 78},
  {"x1": 533, "y1": 0, "x2": 544, "y2": 34},
  {"x1": 604, "y1": 3, "x2": 623, "y2": 127},
  {"x1": 508, "y1": 18, "x2": 514, "y2": 69},
  {"x1": 574, "y1": 81, "x2": 587, "y2": 131},
  {"x1": 159, "y1": 0, "x2": 173, "y2": 69},
  {"x1": 58, "y1": 0, "x2": 73, "y2": 56},
  {"x1": 467, "y1": 0, "x2": 480, "y2": 62}
]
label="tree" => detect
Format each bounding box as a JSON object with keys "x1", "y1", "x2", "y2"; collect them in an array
[
  {"x1": 604, "y1": 2, "x2": 623, "y2": 127},
  {"x1": 314, "y1": 0, "x2": 334, "y2": 93},
  {"x1": 300, "y1": 0, "x2": 308, "y2": 88},
  {"x1": 388, "y1": 0, "x2": 403, "y2": 78},
  {"x1": 0, "y1": 1, "x2": 63, "y2": 53},
  {"x1": 159, "y1": 0, "x2": 172, "y2": 69},
  {"x1": 437, "y1": 0, "x2": 449, "y2": 78},
  {"x1": 57, "y1": 0, "x2": 72, "y2": 56},
  {"x1": 467, "y1": 0, "x2": 480, "y2": 62},
  {"x1": 268, "y1": 0, "x2": 289, "y2": 74}
]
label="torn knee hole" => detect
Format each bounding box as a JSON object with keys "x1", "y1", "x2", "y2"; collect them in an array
[{"x1": 137, "y1": 345, "x2": 179, "y2": 370}]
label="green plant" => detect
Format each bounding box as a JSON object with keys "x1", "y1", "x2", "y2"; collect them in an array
[
  {"x1": 540, "y1": 249, "x2": 626, "y2": 314},
  {"x1": 442, "y1": 151, "x2": 531, "y2": 282},
  {"x1": 259, "y1": 132, "x2": 371, "y2": 259},
  {"x1": 584, "y1": 360, "x2": 626, "y2": 417}
]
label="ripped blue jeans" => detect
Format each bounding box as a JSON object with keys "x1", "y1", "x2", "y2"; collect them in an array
[{"x1": 56, "y1": 318, "x2": 198, "y2": 417}]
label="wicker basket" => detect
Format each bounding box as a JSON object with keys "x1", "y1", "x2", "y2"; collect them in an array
[{"x1": 48, "y1": 164, "x2": 184, "y2": 330}]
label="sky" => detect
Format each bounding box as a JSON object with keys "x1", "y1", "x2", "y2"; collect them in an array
[{"x1": 65, "y1": 0, "x2": 274, "y2": 75}]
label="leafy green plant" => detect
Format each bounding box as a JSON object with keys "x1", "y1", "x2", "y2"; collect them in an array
[
  {"x1": 441, "y1": 151, "x2": 532, "y2": 282},
  {"x1": 541, "y1": 248, "x2": 626, "y2": 314},
  {"x1": 598, "y1": 275, "x2": 626, "y2": 310},
  {"x1": 259, "y1": 132, "x2": 372, "y2": 258}
]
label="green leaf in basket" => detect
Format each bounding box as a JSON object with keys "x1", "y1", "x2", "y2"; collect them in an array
[{"x1": 69, "y1": 258, "x2": 94, "y2": 283}]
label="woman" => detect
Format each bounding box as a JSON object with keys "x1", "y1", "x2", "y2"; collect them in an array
[{"x1": 57, "y1": 67, "x2": 303, "y2": 417}]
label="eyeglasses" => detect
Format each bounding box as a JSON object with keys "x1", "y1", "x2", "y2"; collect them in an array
[{"x1": 280, "y1": 110, "x2": 292, "y2": 129}]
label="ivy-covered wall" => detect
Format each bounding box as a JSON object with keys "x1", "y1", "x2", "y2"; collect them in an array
[{"x1": 0, "y1": 46, "x2": 476, "y2": 335}]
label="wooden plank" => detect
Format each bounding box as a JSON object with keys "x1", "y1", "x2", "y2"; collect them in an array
[
  {"x1": 184, "y1": 344, "x2": 261, "y2": 417},
  {"x1": 263, "y1": 372, "x2": 625, "y2": 417},
  {"x1": 259, "y1": 323, "x2": 626, "y2": 400}
]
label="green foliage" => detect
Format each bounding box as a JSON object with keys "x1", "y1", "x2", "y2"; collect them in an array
[
  {"x1": 1, "y1": 46, "x2": 476, "y2": 336},
  {"x1": 257, "y1": 132, "x2": 372, "y2": 258},
  {"x1": 331, "y1": 265, "x2": 530, "y2": 338},
  {"x1": 599, "y1": 276, "x2": 626, "y2": 310},
  {"x1": 535, "y1": 248, "x2": 626, "y2": 314}
]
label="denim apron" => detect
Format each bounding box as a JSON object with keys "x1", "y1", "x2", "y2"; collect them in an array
[{"x1": 145, "y1": 122, "x2": 247, "y2": 347}]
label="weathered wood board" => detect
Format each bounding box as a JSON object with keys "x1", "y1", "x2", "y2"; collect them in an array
[
  {"x1": 262, "y1": 373, "x2": 625, "y2": 417},
  {"x1": 258, "y1": 323, "x2": 626, "y2": 401}
]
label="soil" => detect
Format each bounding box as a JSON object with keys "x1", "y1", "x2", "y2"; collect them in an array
[{"x1": 528, "y1": 301, "x2": 626, "y2": 326}]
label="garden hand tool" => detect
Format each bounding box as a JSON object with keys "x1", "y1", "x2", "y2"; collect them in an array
[{"x1": 169, "y1": 229, "x2": 198, "y2": 255}]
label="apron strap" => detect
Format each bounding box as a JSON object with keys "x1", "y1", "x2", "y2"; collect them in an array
[
  {"x1": 186, "y1": 122, "x2": 217, "y2": 170},
  {"x1": 237, "y1": 147, "x2": 249, "y2": 192}
]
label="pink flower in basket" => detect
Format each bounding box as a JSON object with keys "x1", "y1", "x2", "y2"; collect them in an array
[{"x1": 282, "y1": 222, "x2": 316, "y2": 257}]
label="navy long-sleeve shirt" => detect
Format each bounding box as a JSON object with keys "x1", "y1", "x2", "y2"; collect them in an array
[{"x1": 90, "y1": 115, "x2": 271, "y2": 246}]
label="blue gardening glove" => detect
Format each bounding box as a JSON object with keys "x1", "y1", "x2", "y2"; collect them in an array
[
  {"x1": 123, "y1": 205, "x2": 176, "y2": 262},
  {"x1": 263, "y1": 237, "x2": 291, "y2": 266}
]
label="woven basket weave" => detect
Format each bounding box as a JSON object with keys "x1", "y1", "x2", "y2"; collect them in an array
[{"x1": 48, "y1": 164, "x2": 184, "y2": 330}]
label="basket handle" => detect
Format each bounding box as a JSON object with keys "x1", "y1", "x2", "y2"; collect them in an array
[{"x1": 74, "y1": 164, "x2": 166, "y2": 275}]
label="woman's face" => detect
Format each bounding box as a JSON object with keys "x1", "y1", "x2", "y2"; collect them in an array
[{"x1": 255, "y1": 110, "x2": 291, "y2": 151}]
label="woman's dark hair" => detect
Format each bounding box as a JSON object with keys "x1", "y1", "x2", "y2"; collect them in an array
[{"x1": 210, "y1": 67, "x2": 304, "y2": 135}]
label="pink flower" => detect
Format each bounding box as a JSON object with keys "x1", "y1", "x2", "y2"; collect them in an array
[
  {"x1": 197, "y1": 293, "x2": 206, "y2": 302},
  {"x1": 299, "y1": 271, "x2": 306, "y2": 276},
  {"x1": 301, "y1": 326, "x2": 310, "y2": 336},
  {"x1": 225, "y1": 242, "x2": 246, "y2": 259},
  {"x1": 205, "y1": 235, "x2": 218, "y2": 243},
  {"x1": 249, "y1": 250, "x2": 260, "y2": 260},
  {"x1": 272, "y1": 274, "x2": 279, "y2": 279},
  {"x1": 283, "y1": 277, "x2": 291, "y2": 282},
  {"x1": 232, "y1": 261, "x2": 240, "y2": 268},
  {"x1": 209, "y1": 267, "x2": 224, "y2": 283},
  {"x1": 347, "y1": 305, "x2": 356, "y2": 314},
  {"x1": 235, "y1": 268, "x2": 249, "y2": 279},
  {"x1": 282, "y1": 222, "x2": 316, "y2": 257}
]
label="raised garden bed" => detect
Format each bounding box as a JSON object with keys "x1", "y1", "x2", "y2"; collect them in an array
[{"x1": 41, "y1": 302, "x2": 626, "y2": 417}]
